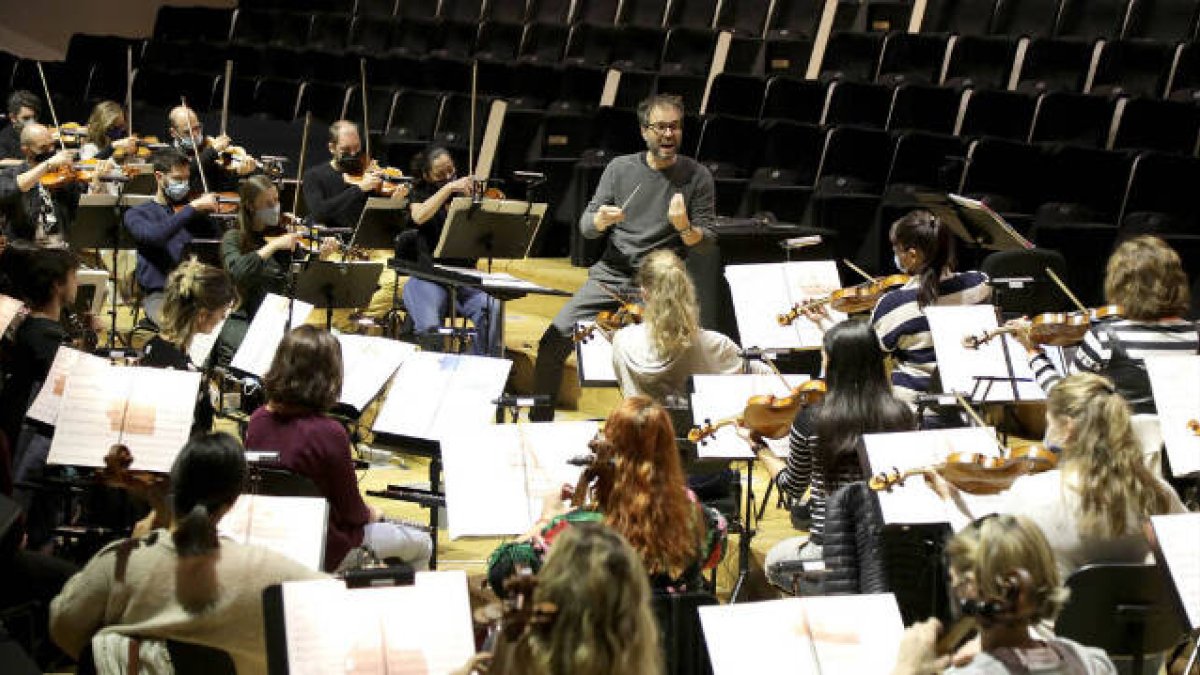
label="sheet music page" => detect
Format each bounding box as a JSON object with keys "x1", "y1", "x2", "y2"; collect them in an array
[
  {"x1": 47, "y1": 359, "x2": 131, "y2": 468},
  {"x1": 188, "y1": 319, "x2": 223, "y2": 368},
  {"x1": 403, "y1": 570, "x2": 476, "y2": 673},
  {"x1": 0, "y1": 294, "x2": 23, "y2": 336},
  {"x1": 230, "y1": 293, "x2": 314, "y2": 377},
  {"x1": 926, "y1": 305, "x2": 1047, "y2": 402},
  {"x1": 434, "y1": 264, "x2": 545, "y2": 292},
  {"x1": 690, "y1": 374, "x2": 810, "y2": 459},
  {"x1": 337, "y1": 334, "x2": 418, "y2": 411},
  {"x1": 575, "y1": 323, "x2": 617, "y2": 386},
  {"x1": 1145, "y1": 356, "x2": 1200, "y2": 477},
  {"x1": 280, "y1": 579, "x2": 351, "y2": 675},
  {"x1": 1150, "y1": 513, "x2": 1200, "y2": 630},
  {"x1": 118, "y1": 368, "x2": 201, "y2": 472},
  {"x1": 724, "y1": 262, "x2": 844, "y2": 350},
  {"x1": 441, "y1": 422, "x2": 597, "y2": 538},
  {"x1": 700, "y1": 593, "x2": 904, "y2": 674},
  {"x1": 862, "y1": 427, "x2": 1006, "y2": 526},
  {"x1": 219, "y1": 494, "x2": 328, "y2": 570},
  {"x1": 372, "y1": 352, "x2": 511, "y2": 441},
  {"x1": 26, "y1": 346, "x2": 107, "y2": 425}
]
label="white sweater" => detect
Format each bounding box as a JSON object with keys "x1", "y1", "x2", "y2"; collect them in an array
[{"x1": 611, "y1": 323, "x2": 749, "y2": 401}]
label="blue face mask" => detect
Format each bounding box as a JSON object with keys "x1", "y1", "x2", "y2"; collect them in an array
[
  {"x1": 176, "y1": 136, "x2": 195, "y2": 152},
  {"x1": 163, "y1": 178, "x2": 190, "y2": 203}
]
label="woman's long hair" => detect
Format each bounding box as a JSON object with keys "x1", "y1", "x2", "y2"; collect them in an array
[
  {"x1": 597, "y1": 396, "x2": 697, "y2": 577},
  {"x1": 170, "y1": 432, "x2": 247, "y2": 612},
  {"x1": 891, "y1": 209, "x2": 955, "y2": 308},
  {"x1": 1048, "y1": 373, "x2": 1177, "y2": 537},
  {"x1": 815, "y1": 318, "x2": 915, "y2": 486},
  {"x1": 490, "y1": 523, "x2": 662, "y2": 675},
  {"x1": 262, "y1": 325, "x2": 343, "y2": 414},
  {"x1": 85, "y1": 100, "x2": 124, "y2": 149},
  {"x1": 637, "y1": 249, "x2": 699, "y2": 359},
  {"x1": 160, "y1": 258, "x2": 236, "y2": 350},
  {"x1": 236, "y1": 174, "x2": 278, "y2": 253}
]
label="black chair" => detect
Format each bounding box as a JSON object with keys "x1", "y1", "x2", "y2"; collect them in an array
[
  {"x1": 528, "y1": 0, "x2": 574, "y2": 24},
  {"x1": 1167, "y1": 40, "x2": 1200, "y2": 100},
  {"x1": 610, "y1": 26, "x2": 666, "y2": 71},
  {"x1": 661, "y1": 28, "x2": 718, "y2": 76},
  {"x1": 433, "y1": 93, "x2": 490, "y2": 151},
  {"x1": 358, "y1": 0, "x2": 398, "y2": 16},
  {"x1": 1120, "y1": 150, "x2": 1200, "y2": 235},
  {"x1": 656, "y1": 74, "x2": 707, "y2": 113},
  {"x1": 344, "y1": 85, "x2": 399, "y2": 135},
  {"x1": 824, "y1": 81, "x2": 892, "y2": 128},
  {"x1": 697, "y1": 115, "x2": 761, "y2": 212},
  {"x1": 767, "y1": 0, "x2": 825, "y2": 37},
  {"x1": 884, "y1": 131, "x2": 967, "y2": 199},
  {"x1": 670, "y1": 0, "x2": 721, "y2": 30},
  {"x1": 381, "y1": 89, "x2": 443, "y2": 166},
  {"x1": 819, "y1": 31, "x2": 885, "y2": 83},
  {"x1": 309, "y1": 13, "x2": 353, "y2": 53},
  {"x1": 1056, "y1": 0, "x2": 1129, "y2": 39},
  {"x1": 763, "y1": 34, "x2": 815, "y2": 78},
  {"x1": 958, "y1": 88, "x2": 1037, "y2": 141},
  {"x1": 622, "y1": 0, "x2": 670, "y2": 27},
  {"x1": 519, "y1": 22, "x2": 570, "y2": 64},
  {"x1": 154, "y1": 6, "x2": 235, "y2": 45},
  {"x1": 723, "y1": 36, "x2": 765, "y2": 75},
  {"x1": 564, "y1": 23, "x2": 616, "y2": 67},
  {"x1": 1015, "y1": 37, "x2": 1095, "y2": 94},
  {"x1": 397, "y1": 0, "x2": 440, "y2": 20},
  {"x1": 575, "y1": 0, "x2": 621, "y2": 25},
  {"x1": 990, "y1": 0, "x2": 1060, "y2": 37},
  {"x1": 440, "y1": 0, "x2": 484, "y2": 23},
  {"x1": 921, "y1": 0, "x2": 998, "y2": 36},
  {"x1": 745, "y1": 119, "x2": 826, "y2": 223},
  {"x1": 1112, "y1": 97, "x2": 1200, "y2": 153},
  {"x1": 980, "y1": 248, "x2": 1072, "y2": 316},
  {"x1": 809, "y1": 126, "x2": 893, "y2": 265},
  {"x1": 943, "y1": 35, "x2": 1019, "y2": 90},
  {"x1": 1090, "y1": 40, "x2": 1177, "y2": 98},
  {"x1": 1029, "y1": 91, "x2": 1116, "y2": 148},
  {"x1": 760, "y1": 76, "x2": 825, "y2": 123},
  {"x1": 612, "y1": 70, "x2": 658, "y2": 110},
  {"x1": 958, "y1": 137, "x2": 1043, "y2": 229},
  {"x1": 715, "y1": 0, "x2": 773, "y2": 35},
  {"x1": 887, "y1": 84, "x2": 962, "y2": 134},
  {"x1": 474, "y1": 21, "x2": 524, "y2": 61},
  {"x1": 1056, "y1": 563, "x2": 1188, "y2": 675},
  {"x1": 485, "y1": 0, "x2": 529, "y2": 23},
  {"x1": 586, "y1": 107, "x2": 644, "y2": 156},
  {"x1": 1123, "y1": 0, "x2": 1199, "y2": 41},
  {"x1": 347, "y1": 15, "x2": 393, "y2": 54},
  {"x1": 652, "y1": 590, "x2": 717, "y2": 675},
  {"x1": 877, "y1": 33, "x2": 951, "y2": 86},
  {"x1": 702, "y1": 74, "x2": 763, "y2": 119}
]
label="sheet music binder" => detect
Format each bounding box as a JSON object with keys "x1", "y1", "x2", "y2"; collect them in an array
[
  {"x1": 1148, "y1": 512, "x2": 1200, "y2": 631},
  {"x1": 434, "y1": 197, "x2": 547, "y2": 260}
]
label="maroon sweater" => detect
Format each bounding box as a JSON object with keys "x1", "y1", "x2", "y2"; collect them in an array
[{"x1": 245, "y1": 407, "x2": 371, "y2": 571}]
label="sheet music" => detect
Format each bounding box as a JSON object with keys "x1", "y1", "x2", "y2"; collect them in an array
[
  {"x1": 1150, "y1": 513, "x2": 1200, "y2": 630},
  {"x1": 219, "y1": 494, "x2": 328, "y2": 570},
  {"x1": 575, "y1": 322, "x2": 617, "y2": 386},
  {"x1": 372, "y1": 352, "x2": 511, "y2": 442},
  {"x1": 279, "y1": 571, "x2": 474, "y2": 675},
  {"x1": 75, "y1": 267, "x2": 110, "y2": 317},
  {"x1": 440, "y1": 422, "x2": 597, "y2": 538},
  {"x1": 0, "y1": 294, "x2": 23, "y2": 336},
  {"x1": 700, "y1": 593, "x2": 905, "y2": 674},
  {"x1": 1144, "y1": 356, "x2": 1200, "y2": 477},
  {"x1": 724, "y1": 261, "x2": 845, "y2": 350},
  {"x1": 188, "y1": 319, "x2": 224, "y2": 368},
  {"x1": 115, "y1": 367, "x2": 200, "y2": 471},
  {"x1": 690, "y1": 373, "x2": 810, "y2": 459},
  {"x1": 26, "y1": 346, "x2": 106, "y2": 425},
  {"x1": 862, "y1": 427, "x2": 1007, "y2": 526},
  {"x1": 230, "y1": 293, "x2": 314, "y2": 377},
  {"x1": 926, "y1": 305, "x2": 1068, "y2": 402},
  {"x1": 435, "y1": 264, "x2": 546, "y2": 292},
  {"x1": 337, "y1": 334, "x2": 418, "y2": 411}
]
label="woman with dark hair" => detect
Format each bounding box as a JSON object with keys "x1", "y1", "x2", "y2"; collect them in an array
[
  {"x1": 244, "y1": 325, "x2": 431, "y2": 572},
  {"x1": 743, "y1": 317, "x2": 915, "y2": 588},
  {"x1": 870, "y1": 209, "x2": 991, "y2": 407},
  {"x1": 49, "y1": 433, "x2": 324, "y2": 674},
  {"x1": 399, "y1": 146, "x2": 501, "y2": 356}
]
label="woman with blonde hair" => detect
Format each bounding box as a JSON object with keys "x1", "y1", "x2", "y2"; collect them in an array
[
  {"x1": 611, "y1": 249, "x2": 750, "y2": 401},
  {"x1": 81, "y1": 100, "x2": 139, "y2": 162},
  {"x1": 487, "y1": 396, "x2": 725, "y2": 594}
]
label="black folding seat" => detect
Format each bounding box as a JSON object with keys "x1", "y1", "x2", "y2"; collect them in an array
[
  {"x1": 669, "y1": 0, "x2": 721, "y2": 30},
  {"x1": 230, "y1": 9, "x2": 275, "y2": 46},
  {"x1": 475, "y1": 22, "x2": 524, "y2": 61},
  {"x1": 1015, "y1": 38, "x2": 1095, "y2": 93},
  {"x1": 760, "y1": 76, "x2": 825, "y2": 123},
  {"x1": 809, "y1": 126, "x2": 894, "y2": 265},
  {"x1": 768, "y1": 0, "x2": 825, "y2": 37},
  {"x1": 344, "y1": 86, "x2": 399, "y2": 134},
  {"x1": 1055, "y1": 0, "x2": 1128, "y2": 40},
  {"x1": 612, "y1": 71, "x2": 658, "y2": 109},
  {"x1": 707, "y1": 73, "x2": 767, "y2": 119},
  {"x1": 440, "y1": 0, "x2": 484, "y2": 22},
  {"x1": 622, "y1": 0, "x2": 669, "y2": 27},
  {"x1": 575, "y1": 0, "x2": 621, "y2": 25},
  {"x1": 226, "y1": 75, "x2": 262, "y2": 117},
  {"x1": 1112, "y1": 97, "x2": 1200, "y2": 153},
  {"x1": 1120, "y1": 151, "x2": 1200, "y2": 234},
  {"x1": 887, "y1": 84, "x2": 961, "y2": 134},
  {"x1": 555, "y1": 64, "x2": 607, "y2": 109},
  {"x1": 271, "y1": 12, "x2": 315, "y2": 49},
  {"x1": 958, "y1": 89, "x2": 1036, "y2": 141},
  {"x1": 586, "y1": 107, "x2": 644, "y2": 154},
  {"x1": 564, "y1": 24, "x2": 615, "y2": 67},
  {"x1": 1123, "y1": 0, "x2": 1199, "y2": 41},
  {"x1": 519, "y1": 23, "x2": 570, "y2": 63},
  {"x1": 745, "y1": 120, "x2": 825, "y2": 222},
  {"x1": 358, "y1": 0, "x2": 398, "y2": 16},
  {"x1": 528, "y1": 0, "x2": 574, "y2": 24},
  {"x1": 309, "y1": 14, "x2": 353, "y2": 53},
  {"x1": 389, "y1": 19, "x2": 443, "y2": 58},
  {"x1": 397, "y1": 0, "x2": 441, "y2": 20},
  {"x1": 610, "y1": 26, "x2": 666, "y2": 71},
  {"x1": 491, "y1": 105, "x2": 546, "y2": 180},
  {"x1": 697, "y1": 115, "x2": 762, "y2": 211},
  {"x1": 824, "y1": 81, "x2": 892, "y2": 128},
  {"x1": 958, "y1": 137, "x2": 1043, "y2": 225},
  {"x1": 862, "y1": 1, "x2": 916, "y2": 32},
  {"x1": 485, "y1": 0, "x2": 529, "y2": 24},
  {"x1": 990, "y1": 0, "x2": 1059, "y2": 38},
  {"x1": 763, "y1": 35, "x2": 814, "y2": 78},
  {"x1": 716, "y1": 0, "x2": 773, "y2": 35},
  {"x1": 919, "y1": 0, "x2": 997, "y2": 35},
  {"x1": 1168, "y1": 41, "x2": 1200, "y2": 99},
  {"x1": 661, "y1": 28, "x2": 718, "y2": 75},
  {"x1": 417, "y1": 57, "x2": 473, "y2": 93},
  {"x1": 66, "y1": 35, "x2": 140, "y2": 74},
  {"x1": 369, "y1": 53, "x2": 423, "y2": 89},
  {"x1": 725, "y1": 36, "x2": 765, "y2": 75},
  {"x1": 1089, "y1": 40, "x2": 1176, "y2": 98},
  {"x1": 435, "y1": 21, "x2": 478, "y2": 59},
  {"x1": 877, "y1": 33, "x2": 951, "y2": 86},
  {"x1": 1029, "y1": 91, "x2": 1115, "y2": 147},
  {"x1": 382, "y1": 89, "x2": 443, "y2": 165},
  {"x1": 819, "y1": 32, "x2": 885, "y2": 83},
  {"x1": 540, "y1": 108, "x2": 592, "y2": 159},
  {"x1": 655, "y1": 74, "x2": 707, "y2": 113},
  {"x1": 434, "y1": 92, "x2": 491, "y2": 150},
  {"x1": 884, "y1": 131, "x2": 967, "y2": 198},
  {"x1": 255, "y1": 77, "x2": 305, "y2": 121},
  {"x1": 135, "y1": 68, "x2": 218, "y2": 111},
  {"x1": 348, "y1": 16, "x2": 394, "y2": 54},
  {"x1": 300, "y1": 81, "x2": 352, "y2": 123},
  {"x1": 12, "y1": 60, "x2": 90, "y2": 121},
  {"x1": 504, "y1": 62, "x2": 565, "y2": 108},
  {"x1": 943, "y1": 35, "x2": 1019, "y2": 89}
]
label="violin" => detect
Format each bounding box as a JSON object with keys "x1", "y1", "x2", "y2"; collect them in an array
[
  {"x1": 572, "y1": 303, "x2": 644, "y2": 343},
  {"x1": 867, "y1": 443, "x2": 1059, "y2": 495},
  {"x1": 962, "y1": 305, "x2": 1124, "y2": 349},
  {"x1": 778, "y1": 274, "x2": 909, "y2": 326},
  {"x1": 64, "y1": 305, "x2": 98, "y2": 352},
  {"x1": 344, "y1": 161, "x2": 412, "y2": 197},
  {"x1": 112, "y1": 135, "x2": 167, "y2": 161},
  {"x1": 472, "y1": 569, "x2": 559, "y2": 653},
  {"x1": 49, "y1": 122, "x2": 87, "y2": 147},
  {"x1": 1188, "y1": 419, "x2": 1200, "y2": 436},
  {"x1": 688, "y1": 380, "x2": 828, "y2": 444}
]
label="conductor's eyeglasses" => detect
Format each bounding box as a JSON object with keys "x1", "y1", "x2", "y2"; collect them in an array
[{"x1": 644, "y1": 121, "x2": 681, "y2": 135}]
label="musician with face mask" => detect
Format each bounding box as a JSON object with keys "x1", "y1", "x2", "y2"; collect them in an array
[
  {"x1": 0, "y1": 90, "x2": 40, "y2": 163},
  {"x1": 0, "y1": 123, "x2": 85, "y2": 246},
  {"x1": 122, "y1": 148, "x2": 220, "y2": 326},
  {"x1": 166, "y1": 105, "x2": 257, "y2": 194}
]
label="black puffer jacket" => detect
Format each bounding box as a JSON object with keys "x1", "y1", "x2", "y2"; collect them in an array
[{"x1": 820, "y1": 481, "x2": 888, "y2": 595}]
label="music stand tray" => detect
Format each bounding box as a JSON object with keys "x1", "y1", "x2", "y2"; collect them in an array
[
  {"x1": 434, "y1": 197, "x2": 547, "y2": 261},
  {"x1": 293, "y1": 260, "x2": 384, "y2": 329},
  {"x1": 72, "y1": 194, "x2": 151, "y2": 250},
  {"x1": 914, "y1": 192, "x2": 1032, "y2": 252},
  {"x1": 349, "y1": 198, "x2": 409, "y2": 250}
]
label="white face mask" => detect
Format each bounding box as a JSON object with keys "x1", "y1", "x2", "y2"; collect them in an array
[
  {"x1": 894, "y1": 253, "x2": 905, "y2": 273},
  {"x1": 255, "y1": 204, "x2": 281, "y2": 228}
]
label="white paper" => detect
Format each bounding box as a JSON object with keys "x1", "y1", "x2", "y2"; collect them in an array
[
  {"x1": 280, "y1": 570, "x2": 474, "y2": 675},
  {"x1": 724, "y1": 261, "x2": 845, "y2": 350},
  {"x1": 76, "y1": 267, "x2": 110, "y2": 317},
  {"x1": 441, "y1": 421, "x2": 598, "y2": 539},
  {"x1": 337, "y1": 334, "x2": 418, "y2": 411},
  {"x1": 435, "y1": 264, "x2": 545, "y2": 292},
  {"x1": 575, "y1": 322, "x2": 617, "y2": 386},
  {"x1": 230, "y1": 293, "x2": 314, "y2": 377},
  {"x1": 1150, "y1": 513, "x2": 1200, "y2": 630},
  {"x1": 187, "y1": 319, "x2": 224, "y2": 368},
  {"x1": 700, "y1": 593, "x2": 905, "y2": 675},
  {"x1": 372, "y1": 352, "x2": 511, "y2": 442},
  {"x1": 219, "y1": 494, "x2": 328, "y2": 571},
  {"x1": 689, "y1": 373, "x2": 810, "y2": 459},
  {"x1": 1145, "y1": 356, "x2": 1200, "y2": 477},
  {"x1": 862, "y1": 427, "x2": 1007, "y2": 526},
  {"x1": 0, "y1": 294, "x2": 23, "y2": 336},
  {"x1": 26, "y1": 346, "x2": 106, "y2": 425}
]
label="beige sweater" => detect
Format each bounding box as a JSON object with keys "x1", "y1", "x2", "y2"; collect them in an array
[
  {"x1": 611, "y1": 323, "x2": 755, "y2": 401},
  {"x1": 50, "y1": 528, "x2": 325, "y2": 675}
]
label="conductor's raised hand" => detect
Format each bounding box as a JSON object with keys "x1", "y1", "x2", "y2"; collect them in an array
[
  {"x1": 668, "y1": 192, "x2": 689, "y2": 232},
  {"x1": 594, "y1": 205, "x2": 625, "y2": 232}
]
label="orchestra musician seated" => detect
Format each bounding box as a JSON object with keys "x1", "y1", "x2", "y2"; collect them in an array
[
  {"x1": 49, "y1": 433, "x2": 325, "y2": 675},
  {"x1": 0, "y1": 122, "x2": 96, "y2": 247},
  {"x1": 244, "y1": 325, "x2": 433, "y2": 573},
  {"x1": 122, "y1": 148, "x2": 221, "y2": 326},
  {"x1": 487, "y1": 396, "x2": 726, "y2": 596},
  {"x1": 80, "y1": 100, "x2": 140, "y2": 164},
  {"x1": 740, "y1": 317, "x2": 915, "y2": 590},
  {"x1": 0, "y1": 90, "x2": 40, "y2": 162},
  {"x1": 456, "y1": 523, "x2": 662, "y2": 675},
  {"x1": 166, "y1": 105, "x2": 256, "y2": 193},
  {"x1": 892, "y1": 514, "x2": 1117, "y2": 675}
]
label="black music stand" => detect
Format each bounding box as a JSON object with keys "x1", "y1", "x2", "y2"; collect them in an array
[
  {"x1": 293, "y1": 260, "x2": 384, "y2": 330},
  {"x1": 183, "y1": 238, "x2": 222, "y2": 267},
  {"x1": 915, "y1": 192, "x2": 1032, "y2": 268},
  {"x1": 434, "y1": 197, "x2": 547, "y2": 266},
  {"x1": 348, "y1": 198, "x2": 409, "y2": 250},
  {"x1": 71, "y1": 193, "x2": 151, "y2": 349}
]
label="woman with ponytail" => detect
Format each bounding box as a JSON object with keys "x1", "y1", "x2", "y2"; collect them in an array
[
  {"x1": 50, "y1": 433, "x2": 324, "y2": 674},
  {"x1": 869, "y1": 209, "x2": 991, "y2": 409},
  {"x1": 611, "y1": 249, "x2": 754, "y2": 401}
]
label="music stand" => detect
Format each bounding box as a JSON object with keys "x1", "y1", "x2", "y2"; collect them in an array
[
  {"x1": 183, "y1": 238, "x2": 222, "y2": 267},
  {"x1": 434, "y1": 197, "x2": 547, "y2": 264},
  {"x1": 71, "y1": 193, "x2": 152, "y2": 349},
  {"x1": 293, "y1": 260, "x2": 384, "y2": 330},
  {"x1": 914, "y1": 192, "x2": 1032, "y2": 266},
  {"x1": 348, "y1": 198, "x2": 409, "y2": 250}
]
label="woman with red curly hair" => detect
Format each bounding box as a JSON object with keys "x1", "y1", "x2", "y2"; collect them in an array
[{"x1": 486, "y1": 396, "x2": 726, "y2": 594}]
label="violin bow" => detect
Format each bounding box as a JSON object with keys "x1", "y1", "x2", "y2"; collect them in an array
[
  {"x1": 219, "y1": 59, "x2": 233, "y2": 139},
  {"x1": 841, "y1": 258, "x2": 876, "y2": 284},
  {"x1": 292, "y1": 111, "x2": 310, "y2": 215},
  {"x1": 359, "y1": 58, "x2": 370, "y2": 163},
  {"x1": 952, "y1": 392, "x2": 1010, "y2": 455},
  {"x1": 125, "y1": 46, "x2": 134, "y2": 138},
  {"x1": 179, "y1": 97, "x2": 212, "y2": 194},
  {"x1": 35, "y1": 62, "x2": 68, "y2": 152},
  {"x1": 1043, "y1": 267, "x2": 1088, "y2": 314},
  {"x1": 468, "y1": 59, "x2": 478, "y2": 181}
]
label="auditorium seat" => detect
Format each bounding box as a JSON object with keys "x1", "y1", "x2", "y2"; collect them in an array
[
  {"x1": 1055, "y1": 0, "x2": 1128, "y2": 40},
  {"x1": 661, "y1": 28, "x2": 718, "y2": 75},
  {"x1": 484, "y1": 0, "x2": 528, "y2": 23},
  {"x1": 344, "y1": 85, "x2": 400, "y2": 135},
  {"x1": 763, "y1": 34, "x2": 814, "y2": 78},
  {"x1": 943, "y1": 35, "x2": 1019, "y2": 89},
  {"x1": 230, "y1": 9, "x2": 275, "y2": 46},
  {"x1": 724, "y1": 36, "x2": 766, "y2": 75},
  {"x1": 226, "y1": 75, "x2": 261, "y2": 117},
  {"x1": 744, "y1": 119, "x2": 825, "y2": 222},
  {"x1": 434, "y1": 92, "x2": 490, "y2": 151},
  {"x1": 255, "y1": 77, "x2": 305, "y2": 121},
  {"x1": 887, "y1": 84, "x2": 961, "y2": 134},
  {"x1": 959, "y1": 136, "x2": 1042, "y2": 227},
  {"x1": 301, "y1": 81, "x2": 352, "y2": 124},
  {"x1": 347, "y1": 16, "x2": 392, "y2": 55},
  {"x1": 388, "y1": 18, "x2": 443, "y2": 58},
  {"x1": 1111, "y1": 97, "x2": 1200, "y2": 153},
  {"x1": 435, "y1": 21, "x2": 478, "y2": 60},
  {"x1": 1167, "y1": 41, "x2": 1200, "y2": 100},
  {"x1": 519, "y1": 23, "x2": 570, "y2": 64},
  {"x1": 818, "y1": 31, "x2": 885, "y2": 83},
  {"x1": 884, "y1": 131, "x2": 966, "y2": 198},
  {"x1": 808, "y1": 126, "x2": 893, "y2": 266},
  {"x1": 760, "y1": 76, "x2": 824, "y2": 123},
  {"x1": 381, "y1": 89, "x2": 443, "y2": 164},
  {"x1": 705, "y1": 73, "x2": 767, "y2": 119},
  {"x1": 358, "y1": 0, "x2": 398, "y2": 17},
  {"x1": 715, "y1": 0, "x2": 773, "y2": 35},
  {"x1": 1014, "y1": 37, "x2": 1095, "y2": 93},
  {"x1": 585, "y1": 107, "x2": 644, "y2": 156},
  {"x1": 1029, "y1": 91, "x2": 1116, "y2": 148},
  {"x1": 575, "y1": 0, "x2": 621, "y2": 25},
  {"x1": 877, "y1": 33, "x2": 951, "y2": 85},
  {"x1": 440, "y1": 0, "x2": 484, "y2": 23},
  {"x1": 696, "y1": 115, "x2": 762, "y2": 208},
  {"x1": 768, "y1": 0, "x2": 825, "y2": 38},
  {"x1": 474, "y1": 22, "x2": 524, "y2": 61},
  {"x1": 1122, "y1": 151, "x2": 1200, "y2": 234},
  {"x1": 1122, "y1": 0, "x2": 1199, "y2": 41},
  {"x1": 528, "y1": 0, "x2": 574, "y2": 24},
  {"x1": 153, "y1": 6, "x2": 234, "y2": 45},
  {"x1": 621, "y1": 0, "x2": 670, "y2": 28},
  {"x1": 824, "y1": 81, "x2": 892, "y2": 128},
  {"x1": 564, "y1": 24, "x2": 616, "y2": 67},
  {"x1": 990, "y1": 0, "x2": 1059, "y2": 38},
  {"x1": 609, "y1": 26, "x2": 667, "y2": 71},
  {"x1": 655, "y1": 74, "x2": 706, "y2": 112},
  {"x1": 396, "y1": 0, "x2": 441, "y2": 20},
  {"x1": 1089, "y1": 39, "x2": 1176, "y2": 98},
  {"x1": 309, "y1": 13, "x2": 353, "y2": 53},
  {"x1": 919, "y1": 0, "x2": 997, "y2": 35},
  {"x1": 539, "y1": 108, "x2": 591, "y2": 159},
  {"x1": 134, "y1": 67, "x2": 218, "y2": 111},
  {"x1": 669, "y1": 0, "x2": 721, "y2": 30},
  {"x1": 611, "y1": 70, "x2": 657, "y2": 109}
]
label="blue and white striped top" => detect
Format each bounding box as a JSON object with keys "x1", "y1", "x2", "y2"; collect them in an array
[{"x1": 869, "y1": 271, "x2": 992, "y2": 403}]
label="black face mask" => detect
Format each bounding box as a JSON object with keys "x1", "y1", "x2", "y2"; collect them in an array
[
  {"x1": 335, "y1": 152, "x2": 363, "y2": 173},
  {"x1": 32, "y1": 150, "x2": 54, "y2": 164}
]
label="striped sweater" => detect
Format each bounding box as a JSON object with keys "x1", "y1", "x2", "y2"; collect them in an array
[{"x1": 777, "y1": 406, "x2": 863, "y2": 544}]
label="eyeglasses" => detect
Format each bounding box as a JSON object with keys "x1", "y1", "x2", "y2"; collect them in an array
[{"x1": 644, "y1": 121, "x2": 682, "y2": 135}]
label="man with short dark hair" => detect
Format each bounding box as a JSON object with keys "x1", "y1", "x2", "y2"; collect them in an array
[
  {"x1": 0, "y1": 91, "x2": 40, "y2": 162},
  {"x1": 530, "y1": 94, "x2": 717, "y2": 420}
]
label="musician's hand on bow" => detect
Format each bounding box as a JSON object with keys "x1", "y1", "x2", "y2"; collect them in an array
[
  {"x1": 45, "y1": 149, "x2": 74, "y2": 171},
  {"x1": 801, "y1": 303, "x2": 833, "y2": 330},
  {"x1": 390, "y1": 181, "x2": 411, "y2": 201},
  {"x1": 1003, "y1": 317, "x2": 1038, "y2": 354},
  {"x1": 351, "y1": 171, "x2": 382, "y2": 193},
  {"x1": 319, "y1": 236, "x2": 341, "y2": 257},
  {"x1": 668, "y1": 192, "x2": 689, "y2": 232},
  {"x1": 112, "y1": 135, "x2": 139, "y2": 155},
  {"x1": 190, "y1": 192, "x2": 219, "y2": 213},
  {"x1": 447, "y1": 175, "x2": 474, "y2": 195},
  {"x1": 594, "y1": 205, "x2": 625, "y2": 232},
  {"x1": 268, "y1": 231, "x2": 302, "y2": 254},
  {"x1": 210, "y1": 134, "x2": 232, "y2": 153},
  {"x1": 236, "y1": 154, "x2": 258, "y2": 175}
]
